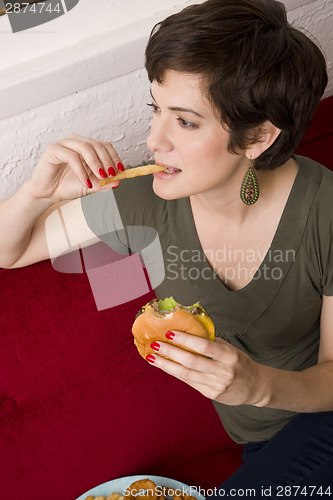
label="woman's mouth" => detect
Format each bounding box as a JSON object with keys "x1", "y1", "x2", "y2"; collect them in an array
[
  {"x1": 154, "y1": 164, "x2": 182, "y2": 179},
  {"x1": 165, "y1": 166, "x2": 182, "y2": 174}
]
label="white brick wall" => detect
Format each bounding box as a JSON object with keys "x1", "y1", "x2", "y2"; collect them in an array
[
  {"x1": 0, "y1": 68, "x2": 152, "y2": 198},
  {"x1": 288, "y1": 0, "x2": 333, "y2": 97},
  {"x1": 0, "y1": 0, "x2": 332, "y2": 200}
]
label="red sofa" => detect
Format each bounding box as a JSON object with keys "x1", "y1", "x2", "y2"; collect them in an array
[{"x1": 0, "y1": 96, "x2": 332, "y2": 500}]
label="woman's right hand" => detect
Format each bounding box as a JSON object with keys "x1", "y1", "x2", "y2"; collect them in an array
[{"x1": 26, "y1": 133, "x2": 122, "y2": 202}]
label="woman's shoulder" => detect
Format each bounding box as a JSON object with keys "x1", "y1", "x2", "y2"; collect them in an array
[
  {"x1": 80, "y1": 164, "x2": 168, "y2": 238},
  {"x1": 297, "y1": 156, "x2": 333, "y2": 295},
  {"x1": 114, "y1": 171, "x2": 152, "y2": 199},
  {"x1": 297, "y1": 155, "x2": 333, "y2": 259},
  {"x1": 113, "y1": 172, "x2": 167, "y2": 224},
  {"x1": 313, "y1": 163, "x2": 332, "y2": 211},
  {"x1": 296, "y1": 155, "x2": 333, "y2": 211}
]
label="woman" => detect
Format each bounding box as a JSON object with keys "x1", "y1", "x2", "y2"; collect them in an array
[{"x1": 1, "y1": 0, "x2": 332, "y2": 494}]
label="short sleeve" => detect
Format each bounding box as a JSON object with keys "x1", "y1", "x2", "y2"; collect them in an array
[
  {"x1": 81, "y1": 189, "x2": 129, "y2": 255},
  {"x1": 305, "y1": 166, "x2": 333, "y2": 296},
  {"x1": 81, "y1": 175, "x2": 168, "y2": 290},
  {"x1": 321, "y1": 213, "x2": 333, "y2": 296}
]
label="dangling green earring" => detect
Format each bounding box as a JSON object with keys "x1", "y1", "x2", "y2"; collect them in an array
[{"x1": 240, "y1": 159, "x2": 259, "y2": 205}]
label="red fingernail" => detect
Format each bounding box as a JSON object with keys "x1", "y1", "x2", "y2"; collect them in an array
[
  {"x1": 108, "y1": 166, "x2": 116, "y2": 177},
  {"x1": 117, "y1": 162, "x2": 125, "y2": 172},
  {"x1": 112, "y1": 185, "x2": 119, "y2": 189},
  {"x1": 86, "y1": 179, "x2": 93, "y2": 189},
  {"x1": 99, "y1": 168, "x2": 107, "y2": 179},
  {"x1": 150, "y1": 342, "x2": 160, "y2": 352},
  {"x1": 166, "y1": 331, "x2": 175, "y2": 340},
  {"x1": 146, "y1": 354, "x2": 155, "y2": 364}
]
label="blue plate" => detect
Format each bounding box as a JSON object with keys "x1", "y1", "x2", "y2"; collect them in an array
[{"x1": 76, "y1": 475, "x2": 206, "y2": 500}]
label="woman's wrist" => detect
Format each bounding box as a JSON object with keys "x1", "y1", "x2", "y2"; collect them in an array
[
  {"x1": 22, "y1": 179, "x2": 55, "y2": 208},
  {"x1": 250, "y1": 362, "x2": 275, "y2": 408},
  {"x1": 250, "y1": 362, "x2": 333, "y2": 413}
]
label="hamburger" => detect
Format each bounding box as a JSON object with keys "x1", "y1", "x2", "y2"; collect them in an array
[{"x1": 132, "y1": 297, "x2": 215, "y2": 359}]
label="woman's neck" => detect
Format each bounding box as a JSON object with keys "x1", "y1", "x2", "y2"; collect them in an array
[{"x1": 190, "y1": 157, "x2": 299, "y2": 229}]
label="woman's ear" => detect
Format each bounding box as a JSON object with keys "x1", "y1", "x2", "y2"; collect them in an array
[{"x1": 245, "y1": 121, "x2": 281, "y2": 159}]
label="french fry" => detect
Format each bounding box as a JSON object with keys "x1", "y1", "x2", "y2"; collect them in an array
[
  {"x1": 106, "y1": 494, "x2": 125, "y2": 500},
  {"x1": 99, "y1": 165, "x2": 166, "y2": 187}
]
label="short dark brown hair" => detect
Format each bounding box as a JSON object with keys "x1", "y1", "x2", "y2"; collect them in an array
[{"x1": 145, "y1": 0, "x2": 328, "y2": 169}]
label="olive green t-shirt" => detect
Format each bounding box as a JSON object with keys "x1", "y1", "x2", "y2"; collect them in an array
[{"x1": 81, "y1": 156, "x2": 333, "y2": 444}]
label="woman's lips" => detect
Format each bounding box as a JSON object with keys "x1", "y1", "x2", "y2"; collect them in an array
[
  {"x1": 153, "y1": 165, "x2": 182, "y2": 179},
  {"x1": 165, "y1": 166, "x2": 182, "y2": 173},
  {"x1": 155, "y1": 163, "x2": 182, "y2": 176}
]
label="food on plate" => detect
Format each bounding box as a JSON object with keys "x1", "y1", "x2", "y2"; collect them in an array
[
  {"x1": 99, "y1": 164, "x2": 167, "y2": 186},
  {"x1": 84, "y1": 478, "x2": 197, "y2": 500},
  {"x1": 126, "y1": 479, "x2": 159, "y2": 500},
  {"x1": 132, "y1": 296, "x2": 215, "y2": 359}
]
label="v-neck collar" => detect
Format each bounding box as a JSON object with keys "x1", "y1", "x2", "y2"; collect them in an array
[{"x1": 175, "y1": 156, "x2": 322, "y2": 336}]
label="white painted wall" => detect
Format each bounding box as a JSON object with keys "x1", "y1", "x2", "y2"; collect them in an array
[
  {"x1": 0, "y1": 0, "x2": 332, "y2": 200},
  {"x1": 0, "y1": 0, "x2": 193, "y2": 70}
]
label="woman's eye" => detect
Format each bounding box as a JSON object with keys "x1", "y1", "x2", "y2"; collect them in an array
[
  {"x1": 177, "y1": 117, "x2": 197, "y2": 129},
  {"x1": 147, "y1": 102, "x2": 159, "y2": 113},
  {"x1": 147, "y1": 103, "x2": 197, "y2": 129}
]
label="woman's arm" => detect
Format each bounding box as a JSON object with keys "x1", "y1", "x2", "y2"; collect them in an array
[
  {"x1": 0, "y1": 196, "x2": 99, "y2": 269},
  {"x1": 0, "y1": 134, "x2": 120, "y2": 268},
  {"x1": 258, "y1": 294, "x2": 333, "y2": 412},
  {"x1": 145, "y1": 295, "x2": 333, "y2": 412},
  {"x1": 0, "y1": 182, "x2": 56, "y2": 268}
]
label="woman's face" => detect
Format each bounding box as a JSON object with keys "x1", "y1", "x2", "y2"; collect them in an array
[{"x1": 147, "y1": 70, "x2": 248, "y2": 201}]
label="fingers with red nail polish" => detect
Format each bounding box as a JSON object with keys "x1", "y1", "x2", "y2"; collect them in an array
[
  {"x1": 99, "y1": 168, "x2": 107, "y2": 179},
  {"x1": 166, "y1": 331, "x2": 175, "y2": 341},
  {"x1": 107, "y1": 162, "x2": 124, "y2": 178},
  {"x1": 146, "y1": 354, "x2": 156, "y2": 364},
  {"x1": 108, "y1": 166, "x2": 116, "y2": 177},
  {"x1": 150, "y1": 342, "x2": 160, "y2": 352}
]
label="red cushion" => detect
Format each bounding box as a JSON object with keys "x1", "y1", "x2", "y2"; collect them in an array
[{"x1": 0, "y1": 258, "x2": 242, "y2": 499}]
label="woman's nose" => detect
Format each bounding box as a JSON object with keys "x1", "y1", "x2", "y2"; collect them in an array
[{"x1": 147, "y1": 119, "x2": 173, "y2": 153}]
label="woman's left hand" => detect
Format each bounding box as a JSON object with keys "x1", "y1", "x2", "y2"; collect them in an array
[{"x1": 147, "y1": 331, "x2": 268, "y2": 407}]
